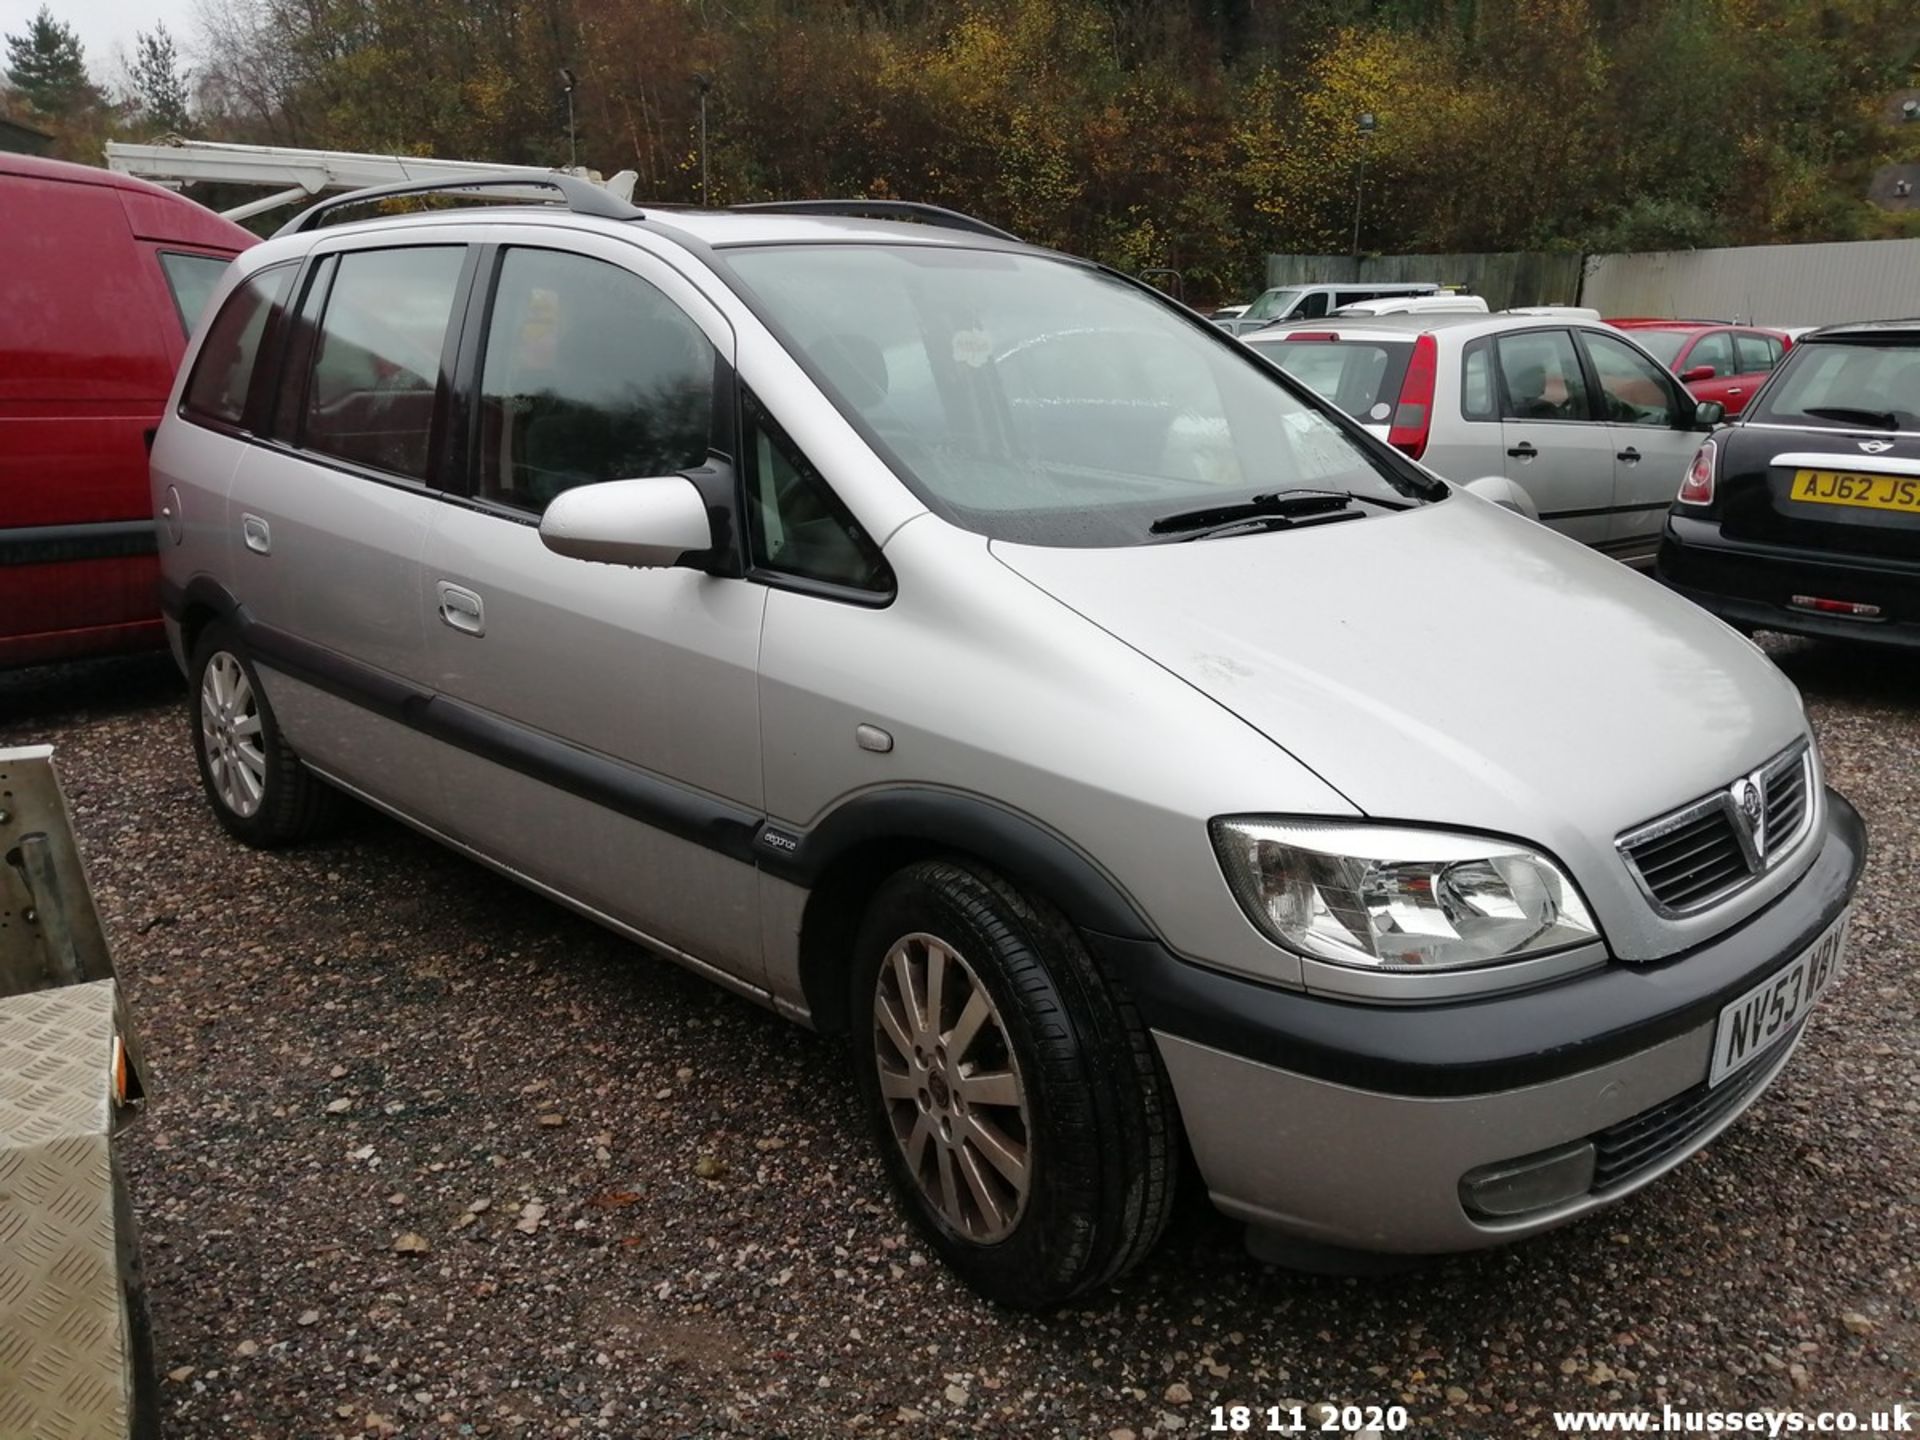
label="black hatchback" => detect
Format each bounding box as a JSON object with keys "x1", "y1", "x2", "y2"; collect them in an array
[{"x1": 1658, "y1": 320, "x2": 1920, "y2": 649}]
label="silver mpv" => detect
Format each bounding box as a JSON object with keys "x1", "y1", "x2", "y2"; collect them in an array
[{"x1": 152, "y1": 179, "x2": 1864, "y2": 1308}]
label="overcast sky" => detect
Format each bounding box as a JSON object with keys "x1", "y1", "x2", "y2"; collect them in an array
[{"x1": 2, "y1": 0, "x2": 205, "y2": 88}]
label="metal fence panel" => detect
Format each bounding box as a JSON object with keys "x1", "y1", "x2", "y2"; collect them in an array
[{"x1": 1580, "y1": 240, "x2": 1920, "y2": 328}]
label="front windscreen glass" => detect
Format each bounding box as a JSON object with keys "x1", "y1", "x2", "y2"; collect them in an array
[
  {"x1": 1243, "y1": 287, "x2": 1303, "y2": 322},
  {"x1": 1629, "y1": 330, "x2": 1688, "y2": 367},
  {"x1": 721, "y1": 245, "x2": 1440, "y2": 546}
]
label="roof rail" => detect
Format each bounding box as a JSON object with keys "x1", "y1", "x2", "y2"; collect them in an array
[
  {"x1": 274, "y1": 171, "x2": 643, "y2": 237},
  {"x1": 729, "y1": 199, "x2": 1021, "y2": 243}
]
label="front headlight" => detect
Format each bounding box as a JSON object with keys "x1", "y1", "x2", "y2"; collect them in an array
[{"x1": 1211, "y1": 818, "x2": 1598, "y2": 972}]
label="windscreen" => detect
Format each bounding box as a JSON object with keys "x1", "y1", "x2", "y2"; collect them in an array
[
  {"x1": 1245, "y1": 337, "x2": 1413, "y2": 426},
  {"x1": 1749, "y1": 338, "x2": 1920, "y2": 430},
  {"x1": 1627, "y1": 330, "x2": 1688, "y2": 366},
  {"x1": 1243, "y1": 287, "x2": 1304, "y2": 321},
  {"x1": 722, "y1": 245, "x2": 1438, "y2": 546}
]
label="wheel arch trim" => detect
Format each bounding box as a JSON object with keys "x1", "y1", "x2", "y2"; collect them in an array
[{"x1": 770, "y1": 787, "x2": 1157, "y2": 1032}]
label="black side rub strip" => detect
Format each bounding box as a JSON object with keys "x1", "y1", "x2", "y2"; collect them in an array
[
  {"x1": 234, "y1": 618, "x2": 764, "y2": 864},
  {"x1": 1537, "y1": 500, "x2": 1673, "y2": 522},
  {"x1": 1090, "y1": 792, "x2": 1865, "y2": 1098},
  {"x1": 0, "y1": 519, "x2": 158, "y2": 567},
  {"x1": 160, "y1": 578, "x2": 1161, "y2": 937}
]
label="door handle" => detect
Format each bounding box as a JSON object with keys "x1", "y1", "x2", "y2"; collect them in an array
[
  {"x1": 1617, "y1": 447, "x2": 1641, "y2": 464},
  {"x1": 1507, "y1": 442, "x2": 1537, "y2": 459},
  {"x1": 435, "y1": 581, "x2": 485, "y2": 636},
  {"x1": 241, "y1": 513, "x2": 271, "y2": 555},
  {"x1": 1728, "y1": 387, "x2": 1744, "y2": 397}
]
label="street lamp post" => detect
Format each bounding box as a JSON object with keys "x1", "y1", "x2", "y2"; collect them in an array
[
  {"x1": 558, "y1": 67, "x2": 578, "y2": 171},
  {"x1": 1352, "y1": 111, "x2": 1376, "y2": 259},
  {"x1": 694, "y1": 74, "x2": 713, "y2": 208}
]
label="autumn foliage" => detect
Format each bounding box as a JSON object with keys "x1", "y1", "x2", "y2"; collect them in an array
[{"x1": 21, "y1": 0, "x2": 1920, "y2": 299}]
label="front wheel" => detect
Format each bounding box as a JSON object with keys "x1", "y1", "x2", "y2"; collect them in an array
[{"x1": 850, "y1": 859, "x2": 1177, "y2": 1308}]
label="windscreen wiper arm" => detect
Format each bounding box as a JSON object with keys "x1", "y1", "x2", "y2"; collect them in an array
[
  {"x1": 1148, "y1": 489, "x2": 1377, "y2": 536},
  {"x1": 1804, "y1": 406, "x2": 1899, "y2": 431}
]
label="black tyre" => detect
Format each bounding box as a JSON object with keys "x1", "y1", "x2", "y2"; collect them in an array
[
  {"x1": 849, "y1": 858, "x2": 1177, "y2": 1307},
  {"x1": 188, "y1": 620, "x2": 336, "y2": 846}
]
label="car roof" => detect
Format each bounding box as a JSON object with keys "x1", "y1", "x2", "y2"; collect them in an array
[
  {"x1": 1795, "y1": 318, "x2": 1920, "y2": 340},
  {"x1": 1245, "y1": 312, "x2": 1595, "y2": 342},
  {"x1": 1264, "y1": 281, "x2": 1439, "y2": 294},
  {"x1": 1, "y1": 151, "x2": 257, "y2": 250},
  {"x1": 1607, "y1": 318, "x2": 1728, "y2": 331},
  {"x1": 245, "y1": 200, "x2": 1055, "y2": 267}
]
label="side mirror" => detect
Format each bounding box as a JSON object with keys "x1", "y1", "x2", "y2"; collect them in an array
[
  {"x1": 538, "y1": 475, "x2": 713, "y2": 568},
  {"x1": 1680, "y1": 364, "x2": 1716, "y2": 382},
  {"x1": 1692, "y1": 400, "x2": 1726, "y2": 430}
]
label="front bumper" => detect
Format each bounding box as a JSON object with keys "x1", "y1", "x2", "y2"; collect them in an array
[
  {"x1": 1658, "y1": 513, "x2": 1920, "y2": 649},
  {"x1": 1092, "y1": 791, "x2": 1866, "y2": 1254}
]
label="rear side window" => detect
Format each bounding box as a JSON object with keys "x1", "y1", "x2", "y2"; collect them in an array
[
  {"x1": 474, "y1": 248, "x2": 716, "y2": 515},
  {"x1": 302, "y1": 246, "x2": 465, "y2": 481},
  {"x1": 1495, "y1": 330, "x2": 1593, "y2": 422},
  {"x1": 182, "y1": 263, "x2": 295, "y2": 428},
  {"x1": 158, "y1": 252, "x2": 231, "y2": 335},
  {"x1": 1249, "y1": 338, "x2": 1411, "y2": 424}
]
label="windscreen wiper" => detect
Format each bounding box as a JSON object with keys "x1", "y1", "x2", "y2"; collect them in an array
[
  {"x1": 1803, "y1": 406, "x2": 1899, "y2": 431},
  {"x1": 1147, "y1": 489, "x2": 1393, "y2": 537}
]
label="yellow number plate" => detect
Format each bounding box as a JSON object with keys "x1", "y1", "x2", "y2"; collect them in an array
[{"x1": 1791, "y1": 469, "x2": 1920, "y2": 514}]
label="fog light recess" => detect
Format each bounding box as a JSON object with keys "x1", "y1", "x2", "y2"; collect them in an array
[{"x1": 1460, "y1": 1141, "x2": 1596, "y2": 1220}]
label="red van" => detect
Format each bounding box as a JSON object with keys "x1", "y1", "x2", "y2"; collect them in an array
[{"x1": 1, "y1": 154, "x2": 255, "y2": 668}]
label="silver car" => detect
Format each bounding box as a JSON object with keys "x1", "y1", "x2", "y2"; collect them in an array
[
  {"x1": 1245, "y1": 314, "x2": 1723, "y2": 566},
  {"x1": 151, "y1": 180, "x2": 1862, "y2": 1307}
]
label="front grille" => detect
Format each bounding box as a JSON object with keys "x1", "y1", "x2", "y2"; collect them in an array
[
  {"x1": 1589, "y1": 1026, "x2": 1797, "y2": 1190},
  {"x1": 1763, "y1": 746, "x2": 1809, "y2": 845},
  {"x1": 1618, "y1": 743, "x2": 1814, "y2": 915},
  {"x1": 1625, "y1": 808, "x2": 1749, "y2": 911}
]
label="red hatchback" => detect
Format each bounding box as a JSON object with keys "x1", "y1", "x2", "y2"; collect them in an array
[
  {"x1": 1607, "y1": 320, "x2": 1791, "y2": 418},
  {"x1": 1, "y1": 155, "x2": 255, "y2": 669}
]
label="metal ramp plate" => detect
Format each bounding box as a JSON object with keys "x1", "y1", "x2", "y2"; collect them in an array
[{"x1": 0, "y1": 980, "x2": 128, "y2": 1440}]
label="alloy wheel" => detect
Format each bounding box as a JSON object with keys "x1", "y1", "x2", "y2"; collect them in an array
[
  {"x1": 872, "y1": 931, "x2": 1032, "y2": 1243},
  {"x1": 200, "y1": 651, "x2": 267, "y2": 818}
]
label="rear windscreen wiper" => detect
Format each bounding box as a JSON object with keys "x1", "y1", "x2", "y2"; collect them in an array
[
  {"x1": 1147, "y1": 489, "x2": 1394, "y2": 537},
  {"x1": 1803, "y1": 406, "x2": 1899, "y2": 431}
]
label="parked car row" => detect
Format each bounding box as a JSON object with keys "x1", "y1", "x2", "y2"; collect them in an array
[{"x1": 1244, "y1": 313, "x2": 1722, "y2": 565}]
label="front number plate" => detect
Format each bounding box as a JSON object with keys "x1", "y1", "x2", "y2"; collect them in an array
[{"x1": 1709, "y1": 911, "x2": 1850, "y2": 1087}]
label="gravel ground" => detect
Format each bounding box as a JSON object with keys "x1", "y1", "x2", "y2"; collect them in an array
[{"x1": 2, "y1": 637, "x2": 1915, "y2": 1440}]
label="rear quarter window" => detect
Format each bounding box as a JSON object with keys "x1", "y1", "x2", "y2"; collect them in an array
[
  {"x1": 181, "y1": 263, "x2": 296, "y2": 429},
  {"x1": 158, "y1": 252, "x2": 232, "y2": 335}
]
